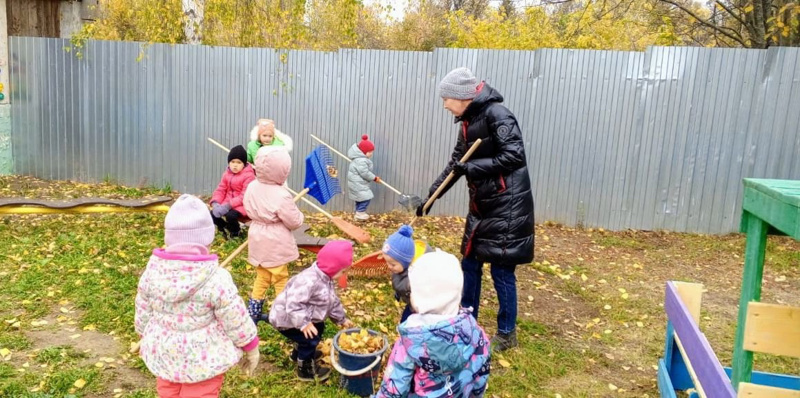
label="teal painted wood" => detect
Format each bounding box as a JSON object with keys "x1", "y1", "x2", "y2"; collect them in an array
[
  {"x1": 731, "y1": 214, "x2": 768, "y2": 390},
  {"x1": 741, "y1": 179, "x2": 800, "y2": 239},
  {"x1": 732, "y1": 178, "x2": 800, "y2": 390},
  {"x1": 658, "y1": 359, "x2": 679, "y2": 398},
  {"x1": 724, "y1": 368, "x2": 800, "y2": 390}
]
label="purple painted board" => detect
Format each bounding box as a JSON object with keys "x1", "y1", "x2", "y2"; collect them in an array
[{"x1": 665, "y1": 282, "x2": 736, "y2": 398}]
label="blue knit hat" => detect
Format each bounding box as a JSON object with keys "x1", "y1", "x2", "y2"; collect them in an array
[{"x1": 382, "y1": 225, "x2": 415, "y2": 269}]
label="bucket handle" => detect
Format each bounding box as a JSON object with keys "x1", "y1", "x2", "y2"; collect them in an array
[{"x1": 330, "y1": 349, "x2": 383, "y2": 377}]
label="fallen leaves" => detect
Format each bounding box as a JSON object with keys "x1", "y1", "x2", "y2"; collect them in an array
[
  {"x1": 338, "y1": 329, "x2": 384, "y2": 354},
  {"x1": 497, "y1": 359, "x2": 511, "y2": 368}
]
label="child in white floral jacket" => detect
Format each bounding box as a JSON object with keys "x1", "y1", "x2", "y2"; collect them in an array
[{"x1": 135, "y1": 194, "x2": 260, "y2": 397}]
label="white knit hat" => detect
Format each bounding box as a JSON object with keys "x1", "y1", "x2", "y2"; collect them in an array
[
  {"x1": 408, "y1": 250, "x2": 463, "y2": 316},
  {"x1": 439, "y1": 67, "x2": 479, "y2": 100},
  {"x1": 164, "y1": 194, "x2": 216, "y2": 247}
]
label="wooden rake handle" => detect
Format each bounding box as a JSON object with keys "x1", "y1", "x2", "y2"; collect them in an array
[
  {"x1": 286, "y1": 187, "x2": 335, "y2": 219},
  {"x1": 310, "y1": 134, "x2": 403, "y2": 196},
  {"x1": 220, "y1": 241, "x2": 248, "y2": 269},
  {"x1": 409, "y1": 138, "x2": 482, "y2": 227},
  {"x1": 220, "y1": 186, "x2": 310, "y2": 269}
]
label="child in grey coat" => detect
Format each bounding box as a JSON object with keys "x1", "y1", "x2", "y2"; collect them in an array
[{"x1": 346, "y1": 135, "x2": 381, "y2": 221}]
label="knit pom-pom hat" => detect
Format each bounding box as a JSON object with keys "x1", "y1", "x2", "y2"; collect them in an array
[
  {"x1": 357, "y1": 134, "x2": 375, "y2": 154},
  {"x1": 382, "y1": 225, "x2": 415, "y2": 270}
]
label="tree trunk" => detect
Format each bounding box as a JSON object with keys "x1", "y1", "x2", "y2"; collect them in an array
[
  {"x1": 750, "y1": 0, "x2": 767, "y2": 48},
  {"x1": 501, "y1": 0, "x2": 516, "y2": 19},
  {"x1": 182, "y1": 0, "x2": 205, "y2": 45}
]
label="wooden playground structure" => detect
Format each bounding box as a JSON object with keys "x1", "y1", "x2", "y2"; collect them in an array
[{"x1": 659, "y1": 179, "x2": 800, "y2": 397}]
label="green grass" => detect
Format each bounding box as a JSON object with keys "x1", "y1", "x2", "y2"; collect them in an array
[
  {"x1": 0, "y1": 332, "x2": 32, "y2": 351},
  {"x1": 595, "y1": 235, "x2": 655, "y2": 250},
  {"x1": 1, "y1": 177, "x2": 799, "y2": 397},
  {"x1": 35, "y1": 346, "x2": 87, "y2": 366},
  {"x1": 766, "y1": 239, "x2": 800, "y2": 273}
]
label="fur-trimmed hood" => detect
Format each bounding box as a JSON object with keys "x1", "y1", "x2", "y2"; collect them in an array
[{"x1": 249, "y1": 126, "x2": 293, "y2": 153}]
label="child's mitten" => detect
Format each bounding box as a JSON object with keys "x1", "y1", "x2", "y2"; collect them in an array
[
  {"x1": 213, "y1": 203, "x2": 232, "y2": 218},
  {"x1": 240, "y1": 347, "x2": 260, "y2": 376}
]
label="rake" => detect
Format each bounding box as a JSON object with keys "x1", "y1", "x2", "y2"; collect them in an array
[
  {"x1": 349, "y1": 139, "x2": 483, "y2": 276},
  {"x1": 294, "y1": 145, "x2": 340, "y2": 204},
  {"x1": 310, "y1": 134, "x2": 423, "y2": 212}
]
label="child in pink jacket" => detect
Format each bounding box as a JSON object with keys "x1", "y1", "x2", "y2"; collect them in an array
[
  {"x1": 135, "y1": 194, "x2": 260, "y2": 397},
  {"x1": 210, "y1": 145, "x2": 256, "y2": 239},
  {"x1": 269, "y1": 240, "x2": 356, "y2": 381},
  {"x1": 243, "y1": 146, "x2": 304, "y2": 325}
]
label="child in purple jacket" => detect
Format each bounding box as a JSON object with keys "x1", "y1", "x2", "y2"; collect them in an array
[{"x1": 269, "y1": 240, "x2": 356, "y2": 382}]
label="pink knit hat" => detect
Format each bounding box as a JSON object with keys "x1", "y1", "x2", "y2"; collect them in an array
[
  {"x1": 164, "y1": 194, "x2": 216, "y2": 247},
  {"x1": 317, "y1": 240, "x2": 354, "y2": 277}
]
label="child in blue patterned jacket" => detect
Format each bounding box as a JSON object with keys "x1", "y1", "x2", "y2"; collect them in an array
[{"x1": 373, "y1": 250, "x2": 491, "y2": 398}]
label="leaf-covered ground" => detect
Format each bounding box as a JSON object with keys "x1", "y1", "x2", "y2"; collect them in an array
[{"x1": 1, "y1": 175, "x2": 799, "y2": 397}]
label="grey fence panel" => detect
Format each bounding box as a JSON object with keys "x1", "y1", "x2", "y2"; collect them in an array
[{"x1": 8, "y1": 37, "x2": 800, "y2": 234}]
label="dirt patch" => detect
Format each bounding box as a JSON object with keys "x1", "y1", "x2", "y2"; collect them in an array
[{"x1": 24, "y1": 307, "x2": 152, "y2": 395}]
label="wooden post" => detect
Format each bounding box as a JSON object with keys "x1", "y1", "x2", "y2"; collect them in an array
[{"x1": 731, "y1": 211, "x2": 768, "y2": 389}]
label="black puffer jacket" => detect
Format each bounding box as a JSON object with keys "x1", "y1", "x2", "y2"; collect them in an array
[{"x1": 429, "y1": 83, "x2": 535, "y2": 265}]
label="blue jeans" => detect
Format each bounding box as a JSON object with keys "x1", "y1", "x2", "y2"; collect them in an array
[
  {"x1": 355, "y1": 200, "x2": 371, "y2": 212},
  {"x1": 461, "y1": 255, "x2": 518, "y2": 334}
]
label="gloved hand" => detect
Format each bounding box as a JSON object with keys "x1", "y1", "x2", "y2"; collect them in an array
[
  {"x1": 212, "y1": 203, "x2": 231, "y2": 218},
  {"x1": 374, "y1": 176, "x2": 382, "y2": 183},
  {"x1": 240, "y1": 347, "x2": 260, "y2": 376},
  {"x1": 416, "y1": 197, "x2": 432, "y2": 217},
  {"x1": 453, "y1": 161, "x2": 468, "y2": 177}
]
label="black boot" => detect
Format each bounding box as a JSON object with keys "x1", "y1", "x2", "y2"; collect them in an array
[
  {"x1": 290, "y1": 347, "x2": 323, "y2": 362},
  {"x1": 297, "y1": 359, "x2": 330, "y2": 382},
  {"x1": 491, "y1": 329, "x2": 518, "y2": 352}
]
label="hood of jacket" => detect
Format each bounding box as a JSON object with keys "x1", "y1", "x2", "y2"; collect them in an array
[
  {"x1": 145, "y1": 248, "x2": 219, "y2": 303},
  {"x1": 254, "y1": 146, "x2": 291, "y2": 185},
  {"x1": 397, "y1": 310, "x2": 483, "y2": 373},
  {"x1": 347, "y1": 143, "x2": 368, "y2": 160}
]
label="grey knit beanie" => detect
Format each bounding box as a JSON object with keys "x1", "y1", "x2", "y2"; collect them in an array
[{"x1": 439, "y1": 67, "x2": 479, "y2": 100}]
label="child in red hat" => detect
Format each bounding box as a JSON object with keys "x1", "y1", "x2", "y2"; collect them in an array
[{"x1": 346, "y1": 135, "x2": 381, "y2": 221}]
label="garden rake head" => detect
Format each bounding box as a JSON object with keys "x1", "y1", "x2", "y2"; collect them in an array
[
  {"x1": 350, "y1": 250, "x2": 391, "y2": 278},
  {"x1": 397, "y1": 194, "x2": 422, "y2": 212},
  {"x1": 302, "y1": 145, "x2": 341, "y2": 205}
]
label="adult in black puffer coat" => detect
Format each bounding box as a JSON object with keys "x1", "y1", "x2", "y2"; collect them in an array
[{"x1": 416, "y1": 67, "x2": 535, "y2": 351}]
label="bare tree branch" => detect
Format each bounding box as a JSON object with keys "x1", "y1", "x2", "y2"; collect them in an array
[
  {"x1": 658, "y1": 0, "x2": 748, "y2": 46},
  {"x1": 566, "y1": 0, "x2": 594, "y2": 40},
  {"x1": 714, "y1": 0, "x2": 748, "y2": 27},
  {"x1": 522, "y1": 0, "x2": 575, "y2": 7}
]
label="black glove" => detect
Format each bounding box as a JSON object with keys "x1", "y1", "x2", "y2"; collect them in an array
[
  {"x1": 416, "y1": 197, "x2": 433, "y2": 217},
  {"x1": 453, "y1": 161, "x2": 468, "y2": 177}
]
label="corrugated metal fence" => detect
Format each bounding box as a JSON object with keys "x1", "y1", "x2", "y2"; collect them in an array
[{"x1": 8, "y1": 37, "x2": 800, "y2": 233}]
